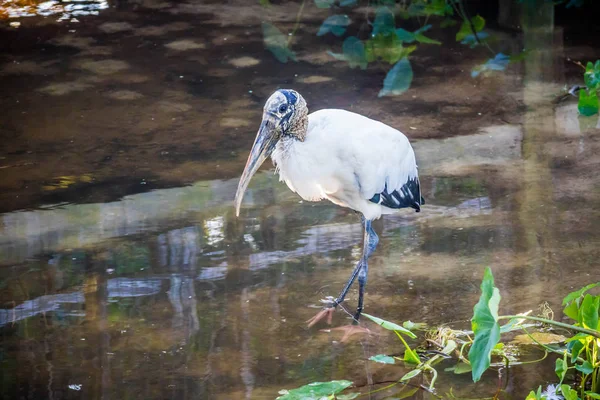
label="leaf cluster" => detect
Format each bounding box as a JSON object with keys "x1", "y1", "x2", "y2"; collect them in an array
[{"x1": 578, "y1": 61, "x2": 600, "y2": 116}]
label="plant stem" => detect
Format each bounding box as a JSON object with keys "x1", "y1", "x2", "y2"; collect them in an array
[
  {"x1": 498, "y1": 315, "x2": 600, "y2": 339},
  {"x1": 287, "y1": 0, "x2": 306, "y2": 47}
]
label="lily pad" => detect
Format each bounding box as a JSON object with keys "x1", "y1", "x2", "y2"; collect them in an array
[
  {"x1": 276, "y1": 380, "x2": 353, "y2": 400},
  {"x1": 369, "y1": 354, "x2": 396, "y2": 364}
]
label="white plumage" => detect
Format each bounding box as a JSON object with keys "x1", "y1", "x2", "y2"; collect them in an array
[
  {"x1": 234, "y1": 89, "x2": 423, "y2": 326},
  {"x1": 272, "y1": 109, "x2": 420, "y2": 220}
]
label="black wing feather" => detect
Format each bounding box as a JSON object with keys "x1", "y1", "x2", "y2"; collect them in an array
[{"x1": 369, "y1": 177, "x2": 424, "y2": 212}]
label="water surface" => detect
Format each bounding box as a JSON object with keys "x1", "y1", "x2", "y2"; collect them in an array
[{"x1": 2, "y1": 0, "x2": 600, "y2": 398}]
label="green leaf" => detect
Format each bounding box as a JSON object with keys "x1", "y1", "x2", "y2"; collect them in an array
[
  {"x1": 456, "y1": 15, "x2": 485, "y2": 41},
  {"x1": 584, "y1": 60, "x2": 600, "y2": 90},
  {"x1": 568, "y1": 338, "x2": 584, "y2": 363},
  {"x1": 317, "y1": 14, "x2": 351, "y2": 37},
  {"x1": 378, "y1": 57, "x2": 413, "y2": 97},
  {"x1": 564, "y1": 300, "x2": 580, "y2": 321},
  {"x1": 372, "y1": 6, "x2": 395, "y2": 36},
  {"x1": 262, "y1": 23, "x2": 296, "y2": 63},
  {"x1": 563, "y1": 282, "x2": 600, "y2": 306},
  {"x1": 472, "y1": 53, "x2": 510, "y2": 78},
  {"x1": 468, "y1": 267, "x2": 501, "y2": 382},
  {"x1": 339, "y1": 0, "x2": 357, "y2": 6},
  {"x1": 362, "y1": 313, "x2": 416, "y2": 338},
  {"x1": 555, "y1": 357, "x2": 567, "y2": 381},
  {"x1": 560, "y1": 384, "x2": 579, "y2": 400},
  {"x1": 276, "y1": 380, "x2": 353, "y2": 400},
  {"x1": 575, "y1": 360, "x2": 594, "y2": 375},
  {"x1": 365, "y1": 33, "x2": 416, "y2": 64},
  {"x1": 585, "y1": 392, "x2": 600, "y2": 399},
  {"x1": 451, "y1": 362, "x2": 472, "y2": 374},
  {"x1": 400, "y1": 369, "x2": 421, "y2": 382},
  {"x1": 369, "y1": 354, "x2": 396, "y2": 364},
  {"x1": 395, "y1": 28, "x2": 415, "y2": 43},
  {"x1": 328, "y1": 36, "x2": 368, "y2": 70},
  {"x1": 578, "y1": 89, "x2": 599, "y2": 116},
  {"x1": 314, "y1": 0, "x2": 334, "y2": 8},
  {"x1": 526, "y1": 386, "x2": 544, "y2": 400},
  {"x1": 580, "y1": 293, "x2": 599, "y2": 329},
  {"x1": 402, "y1": 320, "x2": 427, "y2": 331},
  {"x1": 337, "y1": 394, "x2": 359, "y2": 400},
  {"x1": 414, "y1": 33, "x2": 441, "y2": 45}
]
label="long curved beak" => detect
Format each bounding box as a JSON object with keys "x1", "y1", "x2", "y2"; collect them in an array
[{"x1": 234, "y1": 117, "x2": 280, "y2": 216}]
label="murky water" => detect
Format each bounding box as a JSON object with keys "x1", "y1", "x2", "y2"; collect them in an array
[{"x1": 2, "y1": 0, "x2": 600, "y2": 398}]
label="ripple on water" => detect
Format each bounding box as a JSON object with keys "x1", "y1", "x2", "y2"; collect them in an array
[
  {"x1": 106, "y1": 90, "x2": 145, "y2": 101},
  {"x1": 76, "y1": 59, "x2": 130, "y2": 75},
  {"x1": 228, "y1": 56, "x2": 260, "y2": 68},
  {"x1": 98, "y1": 22, "x2": 134, "y2": 34},
  {"x1": 164, "y1": 39, "x2": 206, "y2": 51}
]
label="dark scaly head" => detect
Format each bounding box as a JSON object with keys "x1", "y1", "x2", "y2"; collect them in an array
[{"x1": 234, "y1": 89, "x2": 308, "y2": 216}]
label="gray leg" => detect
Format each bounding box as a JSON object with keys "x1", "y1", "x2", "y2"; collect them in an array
[
  {"x1": 331, "y1": 217, "x2": 379, "y2": 318},
  {"x1": 353, "y1": 219, "x2": 378, "y2": 321}
]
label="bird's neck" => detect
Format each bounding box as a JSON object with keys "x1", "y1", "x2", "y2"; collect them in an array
[{"x1": 285, "y1": 108, "x2": 308, "y2": 142}]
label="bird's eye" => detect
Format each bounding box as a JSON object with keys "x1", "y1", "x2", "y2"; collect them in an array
[{"x1": 279, "y1": 104, "x2": 288, "y2": 113}]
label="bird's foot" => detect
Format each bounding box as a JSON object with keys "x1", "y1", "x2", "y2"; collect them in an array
[
  {"x1": 324, "y1": 325, "x2": 372, "y2": 343},
  {"x1": 306, "y1": 296, "x2": 339, "y2": 328}
]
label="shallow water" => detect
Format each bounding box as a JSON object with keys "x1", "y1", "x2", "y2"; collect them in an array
[{"x1": 2, "y1": 0, "x2": 600, "y2": 399}]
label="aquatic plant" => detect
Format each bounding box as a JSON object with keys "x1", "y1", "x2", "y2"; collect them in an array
[
  {"x1": 576, "y1": 60, "x2": 600, "y2": 116},
  {"x1": 259, "y1": 0, "x2": 575, "y2": 97},
  {"x1": 277, "y1": 268, "x2": 600, "y2": 399}
]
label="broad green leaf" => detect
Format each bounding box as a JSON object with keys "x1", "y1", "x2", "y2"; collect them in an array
[
  {"x1": 317, "y1": 15, "x2": 351, "y2": 37},
  {"x1": 314, "y1": 0, "x2": 334, "y2": 8},
  {"x1": 262, "y1": 23, "x2": 296, "y2": 63},
  {"x1": 585, "y1": 392, "x2": 600, "y2": 399},
  {"x1": 372, "y1": 6, "x2": 395, "y2": 36},
  {"x1": 526, "y1": 386, "x2": 544, "y2": 400},
  {"x1": 362, "y1": 313, "x2": 416, "y2": 338},
  {"x1": 406, "y1": 0, "x2": 451, "y2": 17},
  {"x1": 568, "y1": 338, "x2": 584, "y2": 363},
  {"x1": 328, "y1": 36, "x2": 368, "y2": 70},
  {"x1": 578, "y1": 89, "x2": 599, "y2": 116},
  {"x1": 456, "y1": 15, "x2": 485, "y2": 41},
  {"x1": 575, "y1": 360, "x2": 594, "y2": 375},
  {"x1": 276, "y1": 380, "x2": 353, "y2": 400},
  {"x1": 580, "y1": 293, "x2": 599, "y2": 329},
  {"x1": 339, "y1": 0, "x2": 357, "y2": 6},
  {"x1": 369, "y1": 354, "x2": 396, "y2": 364},
  {"x1": 395, "y1": 28, "x2": 415, "y2": 43},
  {"x1": 402, "y1": 343, "x2": 421, "y2": 364},
  {"x1": 560, "y1": 384, "x2": 579, "y2": 400},
  {"x1": 365, "y1": 33, "x2": 416, "y2": 64},
  {"x1": 562, "y1": 282, "x2": 600, "y2": 306},
  {"x1": 451, "y1": 362, "x2": 472, "y2": 374},
  {"x1": 564, "y1": 300, "x2": 580, "y2": 321},
  {"x1": 471, "y1": 53, "x2": 510, "y2": 78},
  {"x1": 414, "y1": 33, "x2": 441, "y2": 45},
  {"x1": 400, "y1": 369, "x2": 421, "y2": 382},
  {"x1": 555, "y1": 357, "x2": 567, "y2": 381},
  {"x1": 378, "y1": 57, "x2": 413, "y2": 97},
  {"x1": 468, "y1": 267, "x2": 501, "y2": 382},
  {"x1": 584, "y1": 60, "x2": 600, "y2": 90}
]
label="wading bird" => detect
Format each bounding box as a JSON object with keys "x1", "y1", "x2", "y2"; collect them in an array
[{"x1": 234, "y1": 89, "x2": 423, "y2": 327}]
